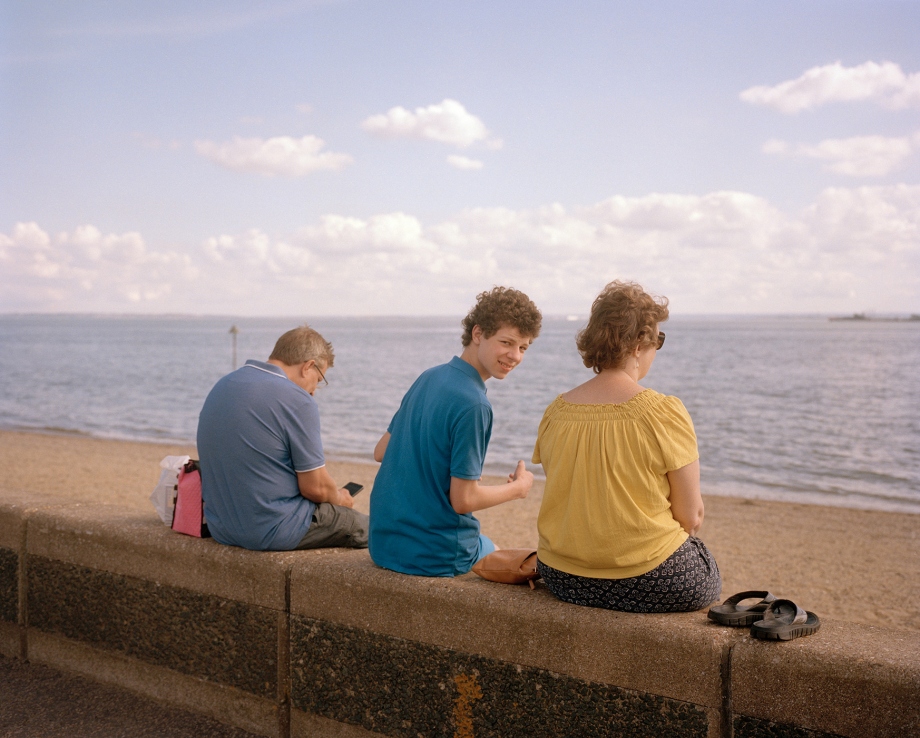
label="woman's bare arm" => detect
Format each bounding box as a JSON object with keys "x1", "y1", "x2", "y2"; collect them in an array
[{"x1": 667, "y1": 459, "x2": 704, "y2": 536}]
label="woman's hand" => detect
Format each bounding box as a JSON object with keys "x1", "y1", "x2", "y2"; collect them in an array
[{"x1": 667, "y1": 460, "x2": 704, "y2": 536}]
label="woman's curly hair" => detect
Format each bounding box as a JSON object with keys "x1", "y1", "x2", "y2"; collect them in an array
[
  {"x1": 576, "y1": 281, "x2": 668, "y2": 373},
  {"x1": 461, "y1": 287, "x2": 542, "y2": 346}
]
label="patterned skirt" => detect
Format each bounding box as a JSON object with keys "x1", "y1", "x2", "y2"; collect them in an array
[{"x1": 537, "y1": 537, "x2": 722, "y2": 613}]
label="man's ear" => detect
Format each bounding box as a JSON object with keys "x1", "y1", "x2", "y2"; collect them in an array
[{"x1": 300, "y1": 359, "x2": 315, "y2": 379}]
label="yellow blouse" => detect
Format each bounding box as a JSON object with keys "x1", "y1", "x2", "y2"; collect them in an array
[{"x1": 533, "y1": 389, "x2": 699, "y2": 579}]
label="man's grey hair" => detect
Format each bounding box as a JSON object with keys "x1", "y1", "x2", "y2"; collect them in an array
[{"x1": 269, "y1": 325, "x2": 334, "y2": 368}]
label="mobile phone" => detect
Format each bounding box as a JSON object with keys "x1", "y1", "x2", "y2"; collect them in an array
[{"x1": 344, "y1": 482, "x2": 364, "y2": 497}]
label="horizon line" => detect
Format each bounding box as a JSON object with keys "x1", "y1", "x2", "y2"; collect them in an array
[{"x1": 2, "y1": 310, "x2": 919, "y2": 320}]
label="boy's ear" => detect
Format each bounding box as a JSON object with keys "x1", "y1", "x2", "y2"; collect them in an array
[{"x1": 471, "y1": 325, "x2": 483, "y2": 344}]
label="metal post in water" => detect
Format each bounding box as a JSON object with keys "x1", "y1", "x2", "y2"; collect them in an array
[{"x1": 229, "y1": 325, "x2": 239, "y2": 370}]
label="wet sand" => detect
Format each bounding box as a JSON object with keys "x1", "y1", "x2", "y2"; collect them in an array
[{"x1": 2, "y1": 429, "x2": 917, "y2": 632}]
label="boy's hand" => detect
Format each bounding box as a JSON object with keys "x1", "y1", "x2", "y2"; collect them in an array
[
  {"x1": 450, "y1": 462, "x2": 532, "y2": 514},
  {"x1": 508, "y1": 460, "x2": 533, "y2": 498}
]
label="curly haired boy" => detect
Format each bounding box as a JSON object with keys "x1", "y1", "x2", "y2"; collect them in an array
[{"x1": 369, "y1": 287, "x2": 542, "y2": 576}]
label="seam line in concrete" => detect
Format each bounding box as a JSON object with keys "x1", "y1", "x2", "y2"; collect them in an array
[
  {"x1": 720, "y1": 641, "x2": 734, "y2": 738},
  {"x1": 278, "y1": 565, "x2": 292, "y2": 738},
  {"x1": 18, "y1": 514, "x2": 28, "y2": 660}
]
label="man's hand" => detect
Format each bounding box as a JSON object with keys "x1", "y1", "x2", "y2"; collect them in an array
[
  {"x1": 298, "y1": 467, "x2": 347, "y2": 505},
  {"x1": 335, "y1": 487, "x2": 356, "y2": 508}
]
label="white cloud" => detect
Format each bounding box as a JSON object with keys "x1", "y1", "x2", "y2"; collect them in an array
[
  {"x1": 204, "y1": 229, "x2": 312, "y2": 274},
  {"x1": 4, "y1": 185, "x2": 918, "y2": 314},
  {"x1": 447, "y1": 155, "x2": 484, "y2": 170},
  {"x1": 300, "y1": 213, "x2": 429, "y2": 254},
  {"x1": 361, "y1": 99, "x2": 495, "y2": 148},
  {"x1": 0, "y1": 223, "x2": 195, "y2": 310},
  {"x1": 803, "y1": 185, "x2": 920, "y2": 256},
  {"x1": 185, "y1": 186, "x2": 919, "y2": 314},
  {"x1": 764, "y1": 133, "x2": 919, "y2": 177},
  {"x1": 741, "y1": 61, "x2": 920, "y2": 113},
  {"x1": 194, "y1": 135, "x2": 353, "y2": 176}
]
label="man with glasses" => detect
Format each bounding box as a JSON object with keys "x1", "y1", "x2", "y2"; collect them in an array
[{"x1": 197, "y1": 325, "x2": 368, "y2": 551}]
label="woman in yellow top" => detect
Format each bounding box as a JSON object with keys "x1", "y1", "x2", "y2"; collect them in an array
[{"x1": 533, "y1": 281, "x2": 721, "y2": 613}]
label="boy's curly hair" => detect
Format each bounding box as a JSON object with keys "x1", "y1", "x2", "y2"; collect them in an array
[
  {"x1": 461, "y1": 287, "x2": 542, "y2": 346},
  {"x1": 576, "y1": 281, "x2": 668, "y2": 372}
]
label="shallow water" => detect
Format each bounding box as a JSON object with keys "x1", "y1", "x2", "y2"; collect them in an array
[{"x1": 1, "y1": 314, "x2": 917, "y2": 513}]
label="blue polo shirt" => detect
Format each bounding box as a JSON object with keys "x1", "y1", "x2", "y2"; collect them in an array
[
  {"x1": 197, "y1": 360, "x2": 323, "y2": 551},
  {"x1": 369, "y1": 356, "x2": 493, "y2": 576}
]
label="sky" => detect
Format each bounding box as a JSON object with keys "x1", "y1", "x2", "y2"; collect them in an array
[{"x1": 1, "y1": 0, "x2": 919, "y2": 316}]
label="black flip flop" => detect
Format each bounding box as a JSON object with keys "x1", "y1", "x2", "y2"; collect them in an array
[
  {"x1": 707, "y1": 591, "x2": 777, "y2": 627},
  {"x1": 750, "y1": 599, "x2": 821, "y2": 641}
]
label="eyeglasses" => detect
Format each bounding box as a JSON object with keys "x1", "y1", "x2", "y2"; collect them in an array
[
  {"x1": 656, "y1": 332, "x2": 666, "y2": 350},
  {"x1": 312, "y1": 363, "x2": 328, "y2": 387}
]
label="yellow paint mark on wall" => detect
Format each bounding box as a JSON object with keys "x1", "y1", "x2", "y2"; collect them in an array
[{"x1": 453, "y1": 673, "x2": 484, "y2": 738}]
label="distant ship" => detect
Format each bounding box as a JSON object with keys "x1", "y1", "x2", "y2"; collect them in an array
[{"x1": 829, "y1": 313, "x2": 920, "y2": 322}]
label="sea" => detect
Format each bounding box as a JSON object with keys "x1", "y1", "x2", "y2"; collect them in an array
[{"x1": 1, "y1": 314, "x2": 918, "y2": 514}]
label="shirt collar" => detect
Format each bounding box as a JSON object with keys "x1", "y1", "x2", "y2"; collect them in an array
[
  {"x1": 449, "y1": 355, "x2": 487, "y2": 392},
  {"x1": 243, "y1": 359, "x2": 286, "y2": 378}
]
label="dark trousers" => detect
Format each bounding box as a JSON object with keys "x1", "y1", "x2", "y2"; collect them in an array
[{"x1": 295, "y1": 502, "x2": 369, "y2": 550}]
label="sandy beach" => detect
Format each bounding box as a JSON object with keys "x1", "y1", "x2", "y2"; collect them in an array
[{"x1": 2, "y1": 429, "x2": 917, "y2": 632}]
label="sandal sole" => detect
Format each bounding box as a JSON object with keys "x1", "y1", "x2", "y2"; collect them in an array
[{"x1": 751, "y1": 616, "x2": 821, "y2": 641}]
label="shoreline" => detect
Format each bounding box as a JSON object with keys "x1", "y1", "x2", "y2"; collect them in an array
[
  {"x1": 1, "y1": 429, "x2": 918, "y2": 632},
  {"x1": 4, "y1": 425, "x2": 918, "y2": 516}
]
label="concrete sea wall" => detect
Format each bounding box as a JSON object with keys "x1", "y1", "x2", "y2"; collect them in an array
[{"x1": 1, "y1": 492, "x2": 917, "y2": 738}]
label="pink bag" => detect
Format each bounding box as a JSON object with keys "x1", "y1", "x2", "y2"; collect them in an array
[{"x1": 172, "y1": 460, "x2": 210, "y2": 538}]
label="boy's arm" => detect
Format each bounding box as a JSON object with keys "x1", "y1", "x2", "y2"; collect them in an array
[
  {"x1": 449, "y1": 460, "x2": 533, "y2": 514},
  {"x1": 373, "y1": 432, "x2": 390, "y2": 462}
]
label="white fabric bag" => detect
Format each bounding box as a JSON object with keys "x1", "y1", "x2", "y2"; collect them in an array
[{"x1": 149, "y1": 455, "x2": 190, "y2": 525}]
